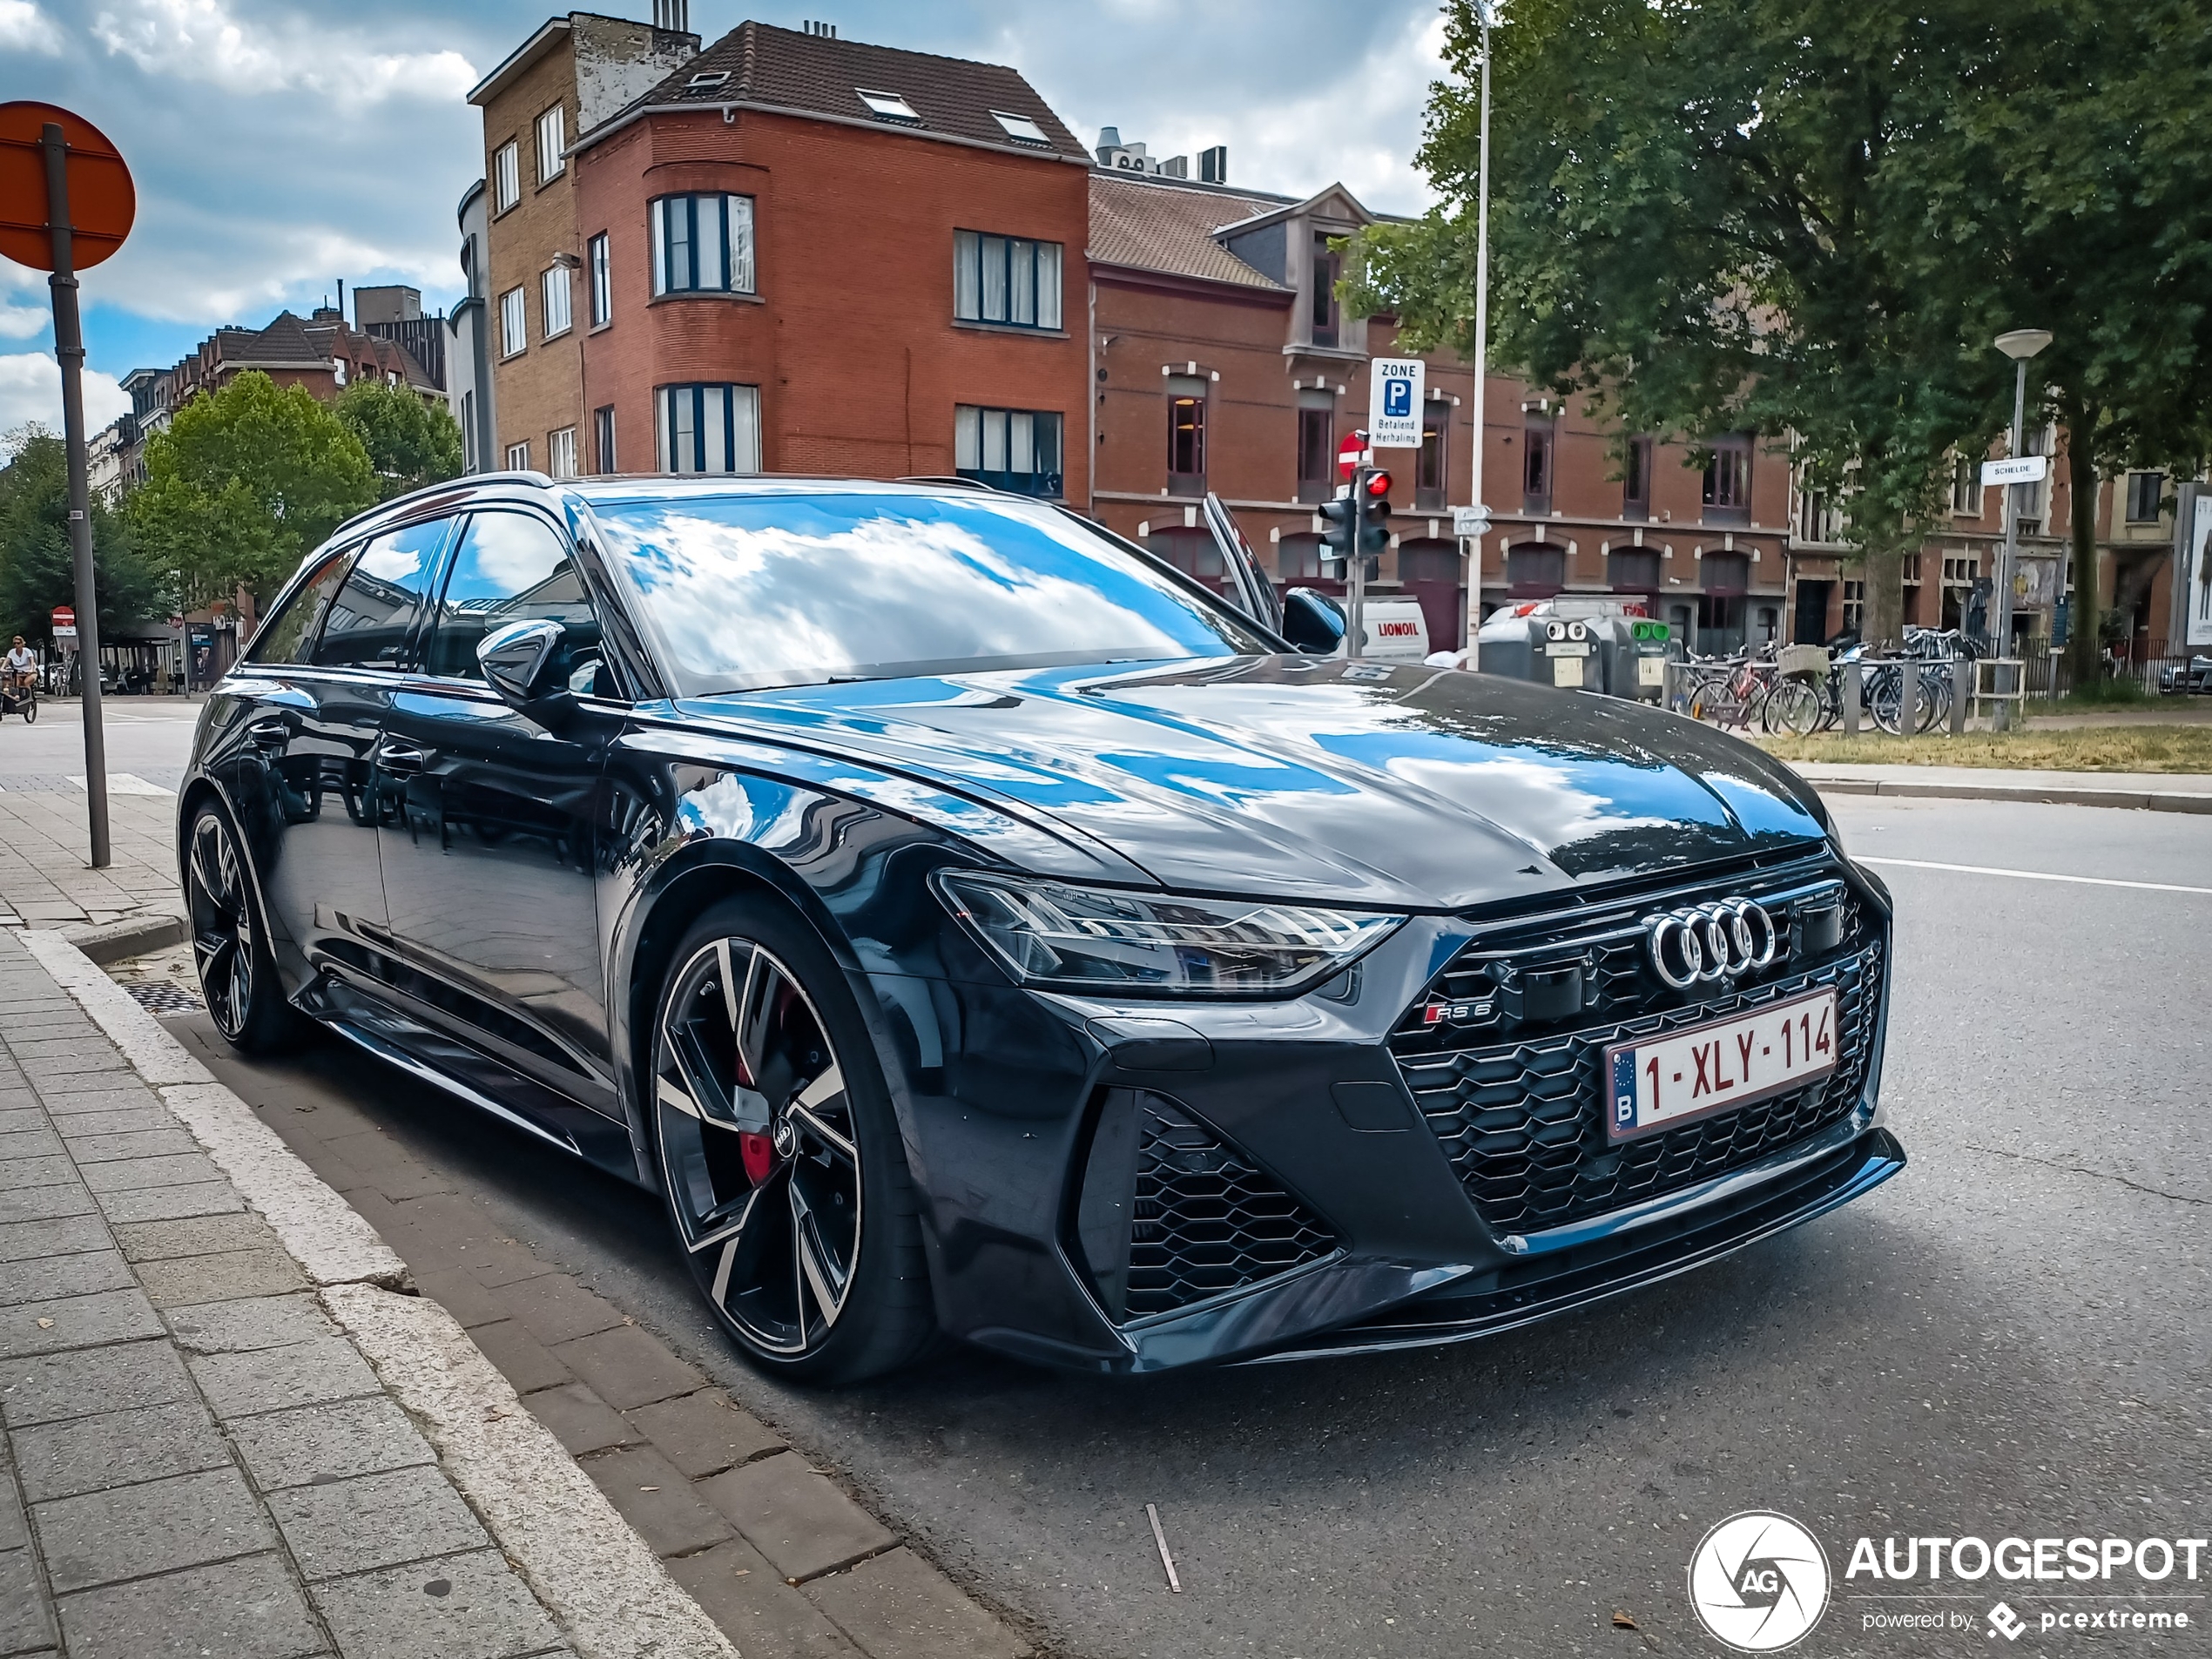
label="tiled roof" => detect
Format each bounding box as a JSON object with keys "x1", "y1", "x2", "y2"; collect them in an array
[
  {"x1": 622, "y1": 21, "x2": 1089, "y2": 162},
  {"x1": 1089, "y1": 172, "x2": 1290, "y2": 291}
]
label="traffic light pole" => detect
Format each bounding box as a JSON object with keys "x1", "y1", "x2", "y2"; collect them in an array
[
  {"x1": 43, "y1": 121, "x2": 109, "y2": 868},
  {"x1": 1346, "y1": 473, "x2": 1368, "y2": 660}
]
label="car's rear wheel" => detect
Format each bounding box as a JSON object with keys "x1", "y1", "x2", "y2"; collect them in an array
[
  {"x1": 649, "y1": 899, "x2": 935, "y2": 1384},
  {"x1": 184, "y1": 802, "x2": 300, "y2": 1053}
]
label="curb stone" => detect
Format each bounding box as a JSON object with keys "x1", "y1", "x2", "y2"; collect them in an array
[{"x1": 1802, "y1": 775, "x2": 2212, "y2": 813}]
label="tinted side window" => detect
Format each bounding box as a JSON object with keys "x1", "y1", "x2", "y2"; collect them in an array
[
  {"x1": 312, "y1": 519, "x2": 451, "y2": 670},
  {"x1": 428, "y1": 512, "x2": 602, "y2": 685},
  {"x1": 246, "y1": 547, "x2": 359, "y2": 665}
]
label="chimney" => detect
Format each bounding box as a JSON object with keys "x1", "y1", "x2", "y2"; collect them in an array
[
  {"x1": 653, "y1": 0, "x2": 688, "y2": 30},
  {"x1": 1199, "y1": 145, "x2": 1228, "y2": 185}
]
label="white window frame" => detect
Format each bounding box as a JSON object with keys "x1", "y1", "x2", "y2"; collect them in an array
[
  {"x1": 494, "y1": 141, "x2": 520, "y2": 212},
  {"x1": 505, "y1": 441, "x2": 530, "y2": 471},
  {"x1": 857, "y1": 88, "x2": 918, "y2": 120},
  {"x1": 655, "y1": 383, "x2": 761, "y2": 475},
  {"x1": 536, "y1": 104, "x2": 566, "y2": 183},
  {"x1": 593, "y1": 405, "x2": 616, "y2": 473},
  {"x1": 541, "y1": 265, "x2": 572, "y2": 340},
  {"x1": 499, "y1": 287, "x2": 527, "y2": 357},
  {"x1": 953, "y1": 230, "x2": 1062, "y2": 330},
  {"x1": 548, "y1": 426, "x2": 578, "y2": 480},
  {"x1": 588, "y1": 233, "x2": 611, "y2": 327},
  {"x1": 650, "y1": 194, "x2": 756, "y2": 296}
]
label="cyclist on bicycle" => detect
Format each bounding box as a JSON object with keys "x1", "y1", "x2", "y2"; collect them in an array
[{"x1": 3, "y1": 636, "x2": 35, "y2": 701}]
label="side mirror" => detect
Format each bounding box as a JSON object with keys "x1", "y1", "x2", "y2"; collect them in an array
[
  {"x1": 1281, "y1": 587, "x2": 1347, "y2": 656},
  {"x1": 476, "y1": 617, "x2": 567, "y2": 707}
]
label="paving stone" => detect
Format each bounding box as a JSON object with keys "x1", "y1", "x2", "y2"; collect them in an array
[
  {"x1": 406, "y1": 1266, "x2": 509, "y2": 1327},
  {"x1": 14, "y1": 1400, "x2": 230, "y2": 1502},
  {"x1": 111, "y1": 1211, "x2": 278, "y2": 1263},
  {"x1": 625, "y1": 1388, "x2": 785, "y2": 1479},
  {"x1": 520, "y1": 1381, "x2": 643, "y2": 1456},
  {"x1": 78, "y1": 1151, "x2": 224, "y2": 1193},
  {"x1": 0, "y1": 1214, "x2": 111, "y2": 1264},
  {"x1": 166, "y1": 1292, "x2": 334, "y2": 1353},
  {"x1": 0, "y1": 1546, "x2": 58, "y2": 1656},
  {"x1": 54, "y1": 1551, "x2": 323, "y2": 1659},
  {"x1": 0, "y1": 1286, "x2": 162, "y2": 1357},
  {"x1": 93, "y1": 1180, "x2": 243, "y2": 1224},
  {"x1": 0, "y1": 1248, "x2": 134, "y2": 1307},
  {"x1": 467, "y1": 1318, "x2": 571, "y2": 1394},
  {"x1": 42, "y1": 1106, "x2": 172, "y2": 1138},
  {"x1": 138, "y1": 1244, "x2": 308, "y2": 1308},
  {"x1": 0, "y1": 1155, "x2": 76, "y2": 1192},
  {"x1": 36, "y1": 1467, "x2": 274, "y2": 1593},
  {"x1": 0, "y1": 1339, "x2": 194, "y2": 1427},
  {"x1": 310, "y1": 1547, "x2": 563, "y2": 1659},
  {"x1": 577, "y1": 1443, "x2": 732, "y2": 1558},
  {"x1": 496, "y1": 1273, "x2": 626, "y2": 1347},
  {"x1": 0, "y1": 1128, "x2": 64, "y2": 1160},
  {"x1": 269, "y1": 1464, "x2": 489, "y2": 1580},
  {"x1": 56, "y1": 1127, "x2": 202, "y2": 1163},
  {"x1": 317, "y1": 1129, "x2": 452, "y2": 1203},
  {"x1": 0, "y1": 1469, "x2": 23, "y2": 1549},
  {"x1": 0, "y1": 1108, "x2": 43, "y2": 1134},
  {"x1": 550, "y1": 1324, "x2": 706, "y2": 1411},
  {"x1": 37, "y1": 1087, "x2": 162, "y2": 1118},
  {"x1": 699, "y1": 1453, "x2": 897, "y2": 1584},
  {"x1": 186, "y1": 1334, "x2": 383, "y2": 1419},
  {"x1": 666, "y1": 1537, "x2": 862, "y2": 1658},
  {"x1": 230, "y1": 1395, "x2": 435, "y2": 1492},
  {"x1": 799, "y1": 1546, "x2": 1030, "y2": 1659},
  {"x1": 0, "y1": 1184, "x2": 94, "y2": 1225},
  {"x1": 20, "y1": 1066, "x2": 138, "y2": 1094}
]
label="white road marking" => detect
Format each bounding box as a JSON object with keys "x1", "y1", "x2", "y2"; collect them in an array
[
  {"x1": 68, "y1": 772, "x2": 172, "y2": 795},
  {"x1": 1858, "y1": 856, "x2": 2212, "y2": 897}
]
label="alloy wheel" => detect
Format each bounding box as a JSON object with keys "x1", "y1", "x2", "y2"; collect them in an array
[
  {"x1": 186, "y1": 812, "x2": 255, "y2": 1041},
  {"x1": 654, "y1": 937, "x2": 862, "y2": 1358}
]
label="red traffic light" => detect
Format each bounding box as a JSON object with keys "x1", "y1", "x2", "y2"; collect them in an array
[{"x1": 1362, "y1": 469, "x2": 1393, "y2": 498}]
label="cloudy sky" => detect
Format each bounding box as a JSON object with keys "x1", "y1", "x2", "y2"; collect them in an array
[{"x1": 0, "y1": 0, "x2": 1451, "y2": 434}]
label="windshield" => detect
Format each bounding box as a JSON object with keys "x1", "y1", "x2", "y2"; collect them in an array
[{"x1": 589, "y1": 489, "x2": 1275, "y2": 694}]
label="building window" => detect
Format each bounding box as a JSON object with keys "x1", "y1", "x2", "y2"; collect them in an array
[
  {"x1": 593, "y1": 406, "x2": 616, "y2": 474},
  {"x1": 1311, "y1": 233, "x2": 1339, "y2": 348},
  {"x1": 1165, "y1": 376, "x2": 1206, "y2": 492},
  {"x1": 548, "y1": 426, "x2": 577, "y2": 480},
  {"x1": 588, "y1": 233, "x2": 611, "y2": 327},
  {"x1": 1417, "y1": 403, "x2": 1448, "y2": 511},
  {"x1": 494, "y1": 141, "x2": 520, "y2": 212},
  {"x1": 1842, "y1": 578, "x2": 1865, "y2": 636},
  {"x1": 499, "y1": 287, "x2": 527, "y2": 357},
  {"x1": 505, "y1": 441, "x2": 530, "y2": 470},
  {"x1": 1608, "y1": 549, "x2": 1660, "y2": 591},
  {"x1": 1296, "y1": 401, "x2": 1334, "y2": 504},
  {"x1": 954, "y1": 405, "x2": 1063, "y2": 498},
  {"x1": 657, "y1": 383, "x2": 762, "y2": 474},
  {"x1": 1522, "y1": 422, "x2": 1553, "y2": 511},
  {"x1": 1951, "y1": 455, "x2": 1979, "y2": 514},
  {"x1": 651, "y1": 194, "x2": 756, "y2": 296},
  {"x1": 541, "y1": 266, "x2": 572, "y2": 340},
  {"x1": 1703, "y1": 435, "x2": 1752, "y2": 523},
  {"x1": 952, "y1": 231, "x2": 1063, "y2": 330},
  {"x1": 461, "y1": 391, "x2": 476, "y2": 471},
  {"x1": 2126, "y1": 470, "x2": 2164, "y2": 523},
  {"x1": 1622, "y1": 435, "x2": 1652, "y2": 521},
  {"x1": 536, "y1": 104, "x2": 566, "y2": 184}
]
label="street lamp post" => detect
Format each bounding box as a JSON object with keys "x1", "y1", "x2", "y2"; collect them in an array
[
  {"x1": 1463, "y1": 0, "x2": 1494, "y2": 669},
  {"x1": 1990, "y1": 327, "x2": 2052, "y2": 730}
]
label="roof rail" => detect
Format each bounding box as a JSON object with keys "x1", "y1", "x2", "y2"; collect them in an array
[{"x1": 328, "y1": 469, "x2": 556, "y2": 537}]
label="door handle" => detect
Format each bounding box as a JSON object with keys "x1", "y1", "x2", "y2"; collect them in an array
[
  {"x1": 244, "y1": 718, "x2": 290, "y2": 751},
  {"x1": 375, "y1": 740, "x2": 428, "y2": 776}
]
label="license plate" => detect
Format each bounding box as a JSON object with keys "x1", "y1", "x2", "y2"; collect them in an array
[
  {"x1": 1604, "y1": 990, "x2": 1838, "y2": 1142},
  {"x1": 1638, "y1": 657, "x2": 1667, "y2": 686},
  {"x1": 1545, "y1": 641, "x2": 1592, "y2": 657},
  {"x1": 1551, "y1": 656, "x2": 1584, "y2": 686}
]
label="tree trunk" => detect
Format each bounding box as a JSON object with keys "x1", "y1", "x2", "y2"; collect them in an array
[
  {"x1": 1858, "y1": 543, "x2": 1905, "y2": 649},
  {"x1": 2065, "y1": 401, "x2": 2102, "y2": 690}
]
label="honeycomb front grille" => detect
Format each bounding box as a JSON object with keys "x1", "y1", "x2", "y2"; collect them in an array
[
  {"x1": 1123, "y1": 1097, "x2": 1337, "y2": 1320},
  {"x1": 1396, "y1": 935, "x2": 1884, "y2": 1238}
]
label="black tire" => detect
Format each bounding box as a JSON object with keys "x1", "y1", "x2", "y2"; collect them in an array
[
  {"x1": 183, "y1": 801, "x2": 304, "y2": 1053},
  {"x1": 1763, "y1": 678, "x2": 1823, "y2": 737},
  {"x1": 647, "y1": 897, "x2": 935, "y2": 1384},
  {"x1": 21, "y1": 694, "x2": 34, "y2": 723}
]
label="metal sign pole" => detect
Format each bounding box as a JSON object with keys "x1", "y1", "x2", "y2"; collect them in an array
[
  {"x1": 42, "y1": 121, "x2": 108, "y2": 867},
  {"x1": 1347, "y1": 475, "x2": 1368, "y2": 660},
  {"x1": 1989, "y1": 357, "x2": 2027, "y2": 732},
  {"x1": 1464, "y1": 0, "x2": 1493, "y2": 670}
]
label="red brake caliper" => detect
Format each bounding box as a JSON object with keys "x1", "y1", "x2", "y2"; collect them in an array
[{"x1": 739, "y1": 1131, "x2": 775, "y2": 1184}]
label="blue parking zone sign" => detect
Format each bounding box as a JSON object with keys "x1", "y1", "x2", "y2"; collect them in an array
[{"x1": 1366, "y1": 355, "x2": 1426, "y2": 448}]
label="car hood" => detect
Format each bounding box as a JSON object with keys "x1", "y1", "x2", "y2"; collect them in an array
[{"x1": 673, "y1": 658, "x2": 1832, "y2": 910}]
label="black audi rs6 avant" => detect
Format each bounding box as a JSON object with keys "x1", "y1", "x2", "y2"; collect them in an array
[{"x1": 179, "y1": 474, "x2": 1902, "y2": 1380}]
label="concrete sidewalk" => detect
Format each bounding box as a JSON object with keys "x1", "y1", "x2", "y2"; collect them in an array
[
  {"x1": 0, "y1": 788, "x2": 185, "y2": 958},
  {"x1": 1787, "y1": 762, "x2": 2212, "y2": 813}
]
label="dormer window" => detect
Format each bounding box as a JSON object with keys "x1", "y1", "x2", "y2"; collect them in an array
[
  {"x1": 992, "y1": 111, "x2": 1049, "y2": 145},
  {"x1": 857, "y1": 89, "x2": 919, "y2": 122}
]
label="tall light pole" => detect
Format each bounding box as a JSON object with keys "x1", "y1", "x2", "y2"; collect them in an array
[
  {"x1": 1463, "y1": 0, "x2": 1494, "y2": 669},
  {"x1": 1990, "y1": 327, "x2": 2051, "y2": 730}
]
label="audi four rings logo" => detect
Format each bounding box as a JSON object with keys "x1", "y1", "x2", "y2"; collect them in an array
[{"x1": 1647, "y1": 899, "x2": 1779, "y2": 988}]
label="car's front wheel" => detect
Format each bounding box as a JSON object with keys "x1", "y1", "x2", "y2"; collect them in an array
[{"x1": 649, "y1": 899, "x2": 936, "y2": 1384}]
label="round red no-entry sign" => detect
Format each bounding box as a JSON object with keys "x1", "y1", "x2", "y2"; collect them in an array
[
  {"x1": 51, "y1": 606, "x2": 74, "y2": 627},
  {"x1": 0, "y1": 103, "x2": 135, "y2": 271},
  {"x1": 1337, "y1": 429, "x2": 1369, "y2": 480}
]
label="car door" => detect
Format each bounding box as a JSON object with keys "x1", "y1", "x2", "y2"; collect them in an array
[
  {"x1": 222, "y1": 520, "x2": 448, "y2": 988},
  {"x1": 374, "y1": 507, "x2": 624, "y2": 1121}
]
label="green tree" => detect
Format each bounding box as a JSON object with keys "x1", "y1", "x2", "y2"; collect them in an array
[
  {"x1": 335, "y1": 378, "x2": 464, "y2": 502},
  {"x1": 1348, "y1": 0, "x2": 2212, "y2": 657},
  {"x1": 128, "y1": 371, "x2": 377, "y2": 612},
  {"x1": 0, "y1": 426, "x2": 163, "y2": 648}
]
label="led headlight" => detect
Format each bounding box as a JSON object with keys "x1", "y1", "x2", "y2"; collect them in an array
[{"x1": 934, "y1": 871, "x2": 1403, "y2": 995}]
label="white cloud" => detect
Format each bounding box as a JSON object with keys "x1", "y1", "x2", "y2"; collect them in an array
[
  {"x1": 91, "y1": 0, "x2": 475, "y2": 107},
  {"x1": 0, "y1": 1, "x2": 64, "y2": 55},
  {"x1": 0, "y1": 354, "x2": 133, "y2": 434}
]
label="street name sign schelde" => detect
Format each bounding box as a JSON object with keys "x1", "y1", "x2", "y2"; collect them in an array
[{"x1": 1982, "y1": 455, "x2": 2049, "y2": 486}]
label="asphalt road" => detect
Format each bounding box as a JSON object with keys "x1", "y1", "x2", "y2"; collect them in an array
[
  {"x1": 0, "y1": 693, "x2": 202, "y2": 786},
  {"x1": 170, "y1": 794, "x2": 2211, "y2": 1659}
]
